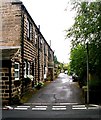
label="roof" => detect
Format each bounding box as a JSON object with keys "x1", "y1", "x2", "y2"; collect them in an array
[
  {"x1": 3, "y1": 0, "x2": 21, "y2": 3},
  {"x1": 0, "y1": 48, "x2": 19, "y2": 60},
  {"x1": 2, "y1": 0, "x2": 22, "y2": 6}
]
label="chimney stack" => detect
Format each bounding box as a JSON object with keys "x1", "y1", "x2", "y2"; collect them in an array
[
  {"x1": 49, "y1": 40, "x2": 51, "y2": 47},
  {"x1": 38, "y1": 25, "x2": 40, "y2": 31}
]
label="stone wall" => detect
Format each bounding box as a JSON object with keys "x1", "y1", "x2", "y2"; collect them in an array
[
  {"x1": 23, "y1": 12, "x2": 38, "y2": 83},
  {"x1": 1, "y1": 67, "x2": 9, "y2": 105},
  {"x1": 0, "y1": 2, "x2": 21, "y2": 46},
  {"x1": 0, "y1": 1, "x2": 54, "y2": 105}
]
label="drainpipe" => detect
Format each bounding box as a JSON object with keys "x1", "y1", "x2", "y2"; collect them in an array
[
  {"x1": 38, "y1": 25, "x2": 40, "y2": 82},
  {"x1": 9, "y1": 60, "x2": 12, "y2": 105},
  {"x1": 21, "y1": 5, "x2": 24, "y2": 95},
  {"x1": 35, "y1": 58, "x2": 37, "y2": 84}
]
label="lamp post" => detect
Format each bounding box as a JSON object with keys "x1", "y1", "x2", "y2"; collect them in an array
[{"x1": 86, "y1": 42, "x2": 89, "y2": 105}]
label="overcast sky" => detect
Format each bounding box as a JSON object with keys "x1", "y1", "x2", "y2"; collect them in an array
[{"x1": 21, "y1": 0, "x2": 76, "y2": 63}]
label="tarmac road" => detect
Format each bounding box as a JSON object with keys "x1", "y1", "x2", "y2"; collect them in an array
[
  {"x1": 2, "y1": 73, "x2": 101, "y2": 119},
  {"x1": 27, "y1": 73, "x2": 85, "y2": 104}
]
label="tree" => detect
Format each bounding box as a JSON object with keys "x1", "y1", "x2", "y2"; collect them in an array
[
  {"x1": 54, "y1": 55, "x2": 60, "y2": 64},
  {"x1": 63, "y1": 63, "x2": 68, "y2": 72},
  {"x1": 70, "y1": 44, "x2": 87, "y2": 85},
  {"x1": 66, "y1": 1, "x2": 101, "y2": 81},
  {"x1": 66, "y1": 2, "x2": 101, "y2": 46}
]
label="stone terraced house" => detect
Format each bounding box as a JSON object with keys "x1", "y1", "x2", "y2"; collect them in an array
[{"x1": 0, "y1": 0, "x2": 54, "y2": 105}]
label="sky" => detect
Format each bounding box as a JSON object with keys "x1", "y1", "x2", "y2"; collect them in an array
[{"x1": 21, "y1": 0, "x2": 76, "y2": 63}]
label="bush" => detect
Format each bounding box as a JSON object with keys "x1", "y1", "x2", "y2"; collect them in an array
[
  {"x1": 89, "y1": 79, "x2": 101, "y2": 91},
  {"x1": 11, "y1": 95, "x2": 21, "y2": 105},
  {"x1": 39, "y1": 81, "x2": 44, "y2": 86},
  {"x1": 47, "y1": 76, "x2": 51, "y2": 81},
  {"x1": 22, "y1": 77, "x2": 31, "y2": 86},
  {"x1": 35, "y1": 81, "x2": 44, "y2": 89},
  {"x1": 83, "y1": 80, "x2": 101, "y2": 104}
]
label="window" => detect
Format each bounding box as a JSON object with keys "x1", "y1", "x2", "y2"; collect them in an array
[
  {"x1": 27, "y1": 19, "x2": 33, "y2": 40},
  {"x1": 15, "y1": 62, "x2": 20, "y2": 80},
  {"x1": 30, "y1": 23, "x2": 33, "y2": 40},
  {"x1": 28, "y1": 62, "x2": 30, "y2": 75},
  {"x1": 24, "y1": 61, "x2": 30, "y2": 78},
  {"x1": 40, "y1": 38, "x2": 43, "y2": 51},
  {"x1": 44, "y1": 44, "x2": 47, "y2": 55},
  {"x1": 24, "y1": 61, "x2": 27, "y2": 78},
  {"x1": 35, "y1": 32, "x2": 37, "y2": 47},
  {"x1": 27, "y1": 20, "x2": 30, "y2": 38}
]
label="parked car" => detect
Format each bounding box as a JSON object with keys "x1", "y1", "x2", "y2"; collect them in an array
[{"x1": 72, "y1": 73, "x2": 78, "y2": 82}]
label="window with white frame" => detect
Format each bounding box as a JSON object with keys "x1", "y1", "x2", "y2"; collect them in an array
[
  {"x1": 27, "y1": 19, "x2": 30, "y2": 38},
  {"x1": 27, "y1": 19, "x2": 33, "y2": 40},
  {"x1": 30, "y1": 23, "x2": 33, "y2": 40},
  {"x1": 28, "y1": 62, "x2": 30, "y2": 75},
  {"x1": 35, "y1": 32, "x2": 37, "y2": 46},
  {"x1": 24, "y1": 61, "x2": 27, "y2": 78},
  {"x1": 14, "y1": 62, "x2": 20, "y2": 80}
]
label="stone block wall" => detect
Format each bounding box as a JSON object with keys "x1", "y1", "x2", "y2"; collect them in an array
[
  {"x1": 0, "y1": 1, "x2": 54, "y2": 105},
  {"x1": 1, "y1": 60, "x2": 22, "y2": 105},
  {"x1": 0, "y1": 2, "x2": 21, "y2": 46},
  {"x1": 1, "y1": 67, "x2": 10, "y2": 105},
  {"x1": 23, "y1": 12, "x2": 38, "y2": 83}
]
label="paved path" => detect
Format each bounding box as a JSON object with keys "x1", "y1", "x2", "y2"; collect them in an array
[{"x1": 27, "y1": 73, "x2": 85, "y2": 104}]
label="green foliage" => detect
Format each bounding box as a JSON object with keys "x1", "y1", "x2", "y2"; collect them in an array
[
  {"x1": 66, "y1": 2, "x2": 101, "y2": 46},
  {"x1": 47, "y1": 76, "x2": 51, "y2": 81},
  {"x1": 58, "y1": 63, "x2": 64, "y2": 70},
  {"x1": 67, "y1": 63, "x2": 71, "y2": 75},
  {"x1": 70, "y1": 45, "x2": 86, "y2": 78},
  {"x1": 66, "y1": 1, "x2": 101, "y2": 83},
  {"x1": 35, "y1": 81, "x2": 44, "y2": 89},
  {"x1": 54, "y1": 55, "x2": 60, "y2": 64},
  {"x1": 89, "y1": 79, "x2": 101, "y2": 91},
  {"x1": 38, "y1": 81, "x2": 44, "y2": 86},
  {"x1": 54, "y1": 68, "x2": 60, "y2": 78},
  {"x1": 63, "y1": 64, "x2": 68, "y2": 71}
]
